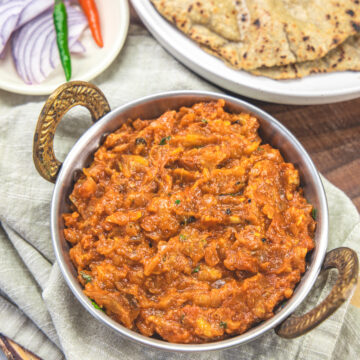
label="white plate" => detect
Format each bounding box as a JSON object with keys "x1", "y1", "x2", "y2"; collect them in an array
[
  {"x1": 0, "y1": 0, "x2": 129, "y2": 95},
  {"x1": 132, "y1": 0, "x2": 360, "y2": 105}
]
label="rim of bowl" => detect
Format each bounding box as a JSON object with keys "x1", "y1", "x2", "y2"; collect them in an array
[{"x1": 51, "y1": 90, "x2": 328, "y2": 352}]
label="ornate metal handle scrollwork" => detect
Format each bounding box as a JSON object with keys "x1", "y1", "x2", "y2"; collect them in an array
[
  {"x1": 33, "y1": 81, "x2": 111, "y2": 183},
  {"x1": 276, "y1": 247, "x2": 358, "y2": 338}
]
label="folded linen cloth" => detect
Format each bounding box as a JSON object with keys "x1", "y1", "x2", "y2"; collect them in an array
[{"x1": 0, "y1": 25, "x2": 359, "y2": 360}]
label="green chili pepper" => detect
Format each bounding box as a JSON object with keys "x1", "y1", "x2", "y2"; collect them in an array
[{"x1": 53, "y1": 0, "x2": 71, "y2": 81}]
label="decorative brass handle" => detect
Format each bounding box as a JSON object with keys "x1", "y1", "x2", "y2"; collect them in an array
[
  {"x1": 276, "y1": 247, "x2": 358, "y2": 338},
  {"x1": 33, "y1": 81, "x2": 111, "y2": 183}
]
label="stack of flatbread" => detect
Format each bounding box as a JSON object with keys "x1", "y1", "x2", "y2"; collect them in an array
[{"x1": 150, "y1": 0, "x2": 360, "y2": 79}]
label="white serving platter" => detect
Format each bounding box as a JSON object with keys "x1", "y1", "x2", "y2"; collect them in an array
[
  {"x1": 0, "y1": 0, "x2": 129, "y2": 96},
  {"x1": 131, "y1": 0, "x2": 360, "y2": 105}
]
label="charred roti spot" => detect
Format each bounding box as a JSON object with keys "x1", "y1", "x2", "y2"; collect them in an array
[
  {"x1": 352, "y1": 22, "x2": 360, "y2": 32},
  {"x1": 306, "y1": 45, "x2": 315, "y2": 52},
  {"x1": 253, "y1": 19, "x2": 260, "y2": 28},
  {"x1": 291, "y1": 64, "x2": 298, "y2": 74}
]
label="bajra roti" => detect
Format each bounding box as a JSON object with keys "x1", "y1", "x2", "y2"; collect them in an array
[
  {"x1": 151, "y1": 0, "x2": 360, "y2": 70},
  {"x1": 251, "y1": 35, "x2": 360, "y2": 79}
]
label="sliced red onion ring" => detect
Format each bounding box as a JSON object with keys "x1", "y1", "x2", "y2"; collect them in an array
[
  {"x1": 0, "y1": 1, "x2": 25, "y2": 53},
  {"x1": 0, "y1": 0, "x2": 53, "y2": 54},
  {"x1": 12, "y1": 5, "x2": 87, "y2": 84},
  {"x1": 71, "y1": 41, "x2": 86, "y2": 54}
]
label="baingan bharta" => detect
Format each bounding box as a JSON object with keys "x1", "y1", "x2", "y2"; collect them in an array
[{"x1": 63, "y1": 100, "x2": 315, "y2": 343}]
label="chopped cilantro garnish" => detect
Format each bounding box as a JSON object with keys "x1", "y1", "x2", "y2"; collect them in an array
[
  {"x1": 192, "y1": 265, "x2": 200, "y2": 273},
  {"x1": 80, "y1": 271, "x2": 92, "y2": 284},
  {"x1": 201, "y1": 119, "x2": 208, "y2": 124},
  {"x1": 311, "y1": 208, "x2": 317, "y2": 220},
  {"x1": 179, "y1": 234, "x2": 187, "y2": 241},
  {"x1": 180, "y1": 314, "x2": 185, "y2": 323},
  {"x1": 175, "y1": 199, "x2": 181, "y2": 205},
  {"x1": 220, "y1": 321, "x2": 227, "y2": 329},
  {"x1": 90, "y1": 299, "x2": 104, "y2": 312},
  {"x1": 159, "y1": 136, "x2": 171, "y2": 145}
]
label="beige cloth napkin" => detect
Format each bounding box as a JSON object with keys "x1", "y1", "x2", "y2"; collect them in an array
[{"x1": 0, "y1": 25, "x2": 359, "y2": 360}]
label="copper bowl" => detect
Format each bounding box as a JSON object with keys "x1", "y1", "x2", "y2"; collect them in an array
[{"x1": 33, "y1": 81, "x2": 358, "y2": 352}]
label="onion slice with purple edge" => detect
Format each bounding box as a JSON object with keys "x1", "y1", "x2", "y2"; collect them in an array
[
  {"x1": 11, "y1": 4, "x2": 88, "y2": 84},
  {"x1": 0, "y1": 0, "x2": 53, "y2": 55}
]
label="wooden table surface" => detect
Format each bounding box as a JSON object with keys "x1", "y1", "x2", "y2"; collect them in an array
[{"x1": 1, "y1": 4, "x2": 359, "y2": 360}]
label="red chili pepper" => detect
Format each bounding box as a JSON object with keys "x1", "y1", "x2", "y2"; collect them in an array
[{"x1": 79, "y1": 0, "x2": 103, "y2": 47}]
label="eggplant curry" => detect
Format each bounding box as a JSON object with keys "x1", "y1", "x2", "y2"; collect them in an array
[{"x1": 63, "y1": 100, "x2": 315, "y2": 343}]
